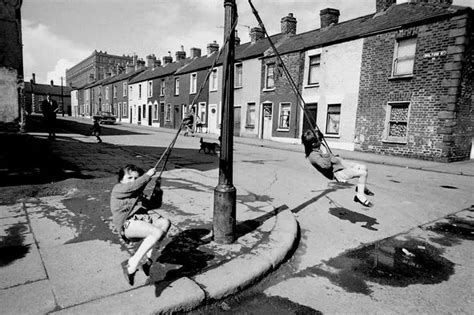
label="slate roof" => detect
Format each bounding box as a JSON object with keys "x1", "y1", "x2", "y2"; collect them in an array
[
  {"x1": 104, "y1": 67, "x2": 147, "y2": 85},
  {"x1": 24, "y1": 82, "x2": 72, "y2": 96},
  {"x1": 129, "y1": 58, "x2": 193, "y2": 84},
  {"x1": 271, "y1": 2, "x2": 471, "y2": 56}
]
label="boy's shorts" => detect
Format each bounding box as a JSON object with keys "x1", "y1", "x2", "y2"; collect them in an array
[{"x1": 120, "y1": 212, "x2": 162, "y2": 243}]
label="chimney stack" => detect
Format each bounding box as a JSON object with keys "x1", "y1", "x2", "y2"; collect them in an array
[
  {"x1": 146, "y1": 54, "x2": 157, "y2": 67},
  {"x1": 32, "y1": 73, "x2": 36, "y2": 84},
  {"x1": 132, "y1": 54, "x2": 138, "y2": 66},
  {"x1": 320, "y1": 8, "x2": 340, "y2": 28},
  {"x1": 281, "y1": 13, "x2": 297, "y2": 36},
  {"x1": 163, "y1": 51, "x2": 173, "y2": 65},
  {"x1": 207, "y1": 41, "x2": 219, "y2": 54},
  {"x1": 375, "y1": 0, "x2": 396, "y2": 12},
  {"x1": 154, "y1": 59, "x2": 162, "y2": 67},
  {"x1": 250, "y1": 27, "x2": 264, "y2": 43},
  {"x1": 50, "y1": 80, "x2": 54, "y2": 86},
  {"x1": 126, "y1": 62, "x2": 134, "y2": 74},
  {"x1": 190, "y1": 47, "x2": 202, "y2": 58},
  {"x1": 176, "y1": 45, "x2": 186, "y2": 61}
]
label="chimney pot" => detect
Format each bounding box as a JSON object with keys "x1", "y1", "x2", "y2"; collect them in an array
[
  {"x1": 320, "y1": 8, "x2": 340, "y2": 28},
  {"x1": 207, "y1": 41, "x2": 220, "y2": 54}
]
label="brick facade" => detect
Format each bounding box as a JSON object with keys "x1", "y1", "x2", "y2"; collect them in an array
[{"x1": 355, "y1": 13, "x2": 473, "y2": 161}]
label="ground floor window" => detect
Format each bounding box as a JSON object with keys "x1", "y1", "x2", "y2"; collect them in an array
[
  {"x1": 246, "y1": 102, "x2": 256, "y2": 128},
  {"x1": 198, "y1": 102, "x2": 206, "y2": 125},
  {"x1": 122, "y1": 102, "x2": 128, "y2": 117},
  {"x1": 325, "y1": 104, "x2": 341, "y2": 135},
  {"x1": 385, "y1": 102, "x2": 409, "y2": 142},
  {"x1": 142, "y1": 105, "x2": 146, "y2": 118},
  {"x1": 154, "y1": 104, "x2": 158, "y2": 120},
  {"x1": 166, "y1": 104, "x2": 171, "y2": 121},
  {"x1": 278, "y1": 102, "x2": 291, "y2": 130}
]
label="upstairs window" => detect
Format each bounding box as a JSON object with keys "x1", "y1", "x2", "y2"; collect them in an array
[
  {"x1": 160, "y1": 79, "x2": 165, "y2": 96},
  {"x1": 148, "y1": 81, "x2": 153, "y2": 97},
  {"x1": 265, "y1": 63, "x2": 275, "y2": 89},
  {"x1": 210, "y1": 69, "x2": 218, "y2": 91},
  {"x1": 129, "y1": 86, "x2": 133, "y2": 98},
  {"x1": 174, "y1": 78, "x2": 180, "y2": 95},
  {"x1": 392, "y1": 37, "x2": 417, "y2": 77},
  {"x1": 190, "y1": 73, "x2": 197, "y2": 94},
  {"x1": 326, "y1": 104, "x2": 341, "y2": 135},
  {"x1": 105, "y1": 87, "x2": 109, "y2": 100},
  {"x1": 123, "y1": 82, "x2": 127, "y2": 96},
  {"x1": 138, "y1": 84, "x2": 142, "y2": 99},
  {"x1": 235, "y1": 63, "x2": 243, "y2": 87},
  {"x1": 113, "y1": 85, "x2": 117, "y2": 98},
  {"x1": 308, "y1": 54, "x2": 320, "y2": 85}
]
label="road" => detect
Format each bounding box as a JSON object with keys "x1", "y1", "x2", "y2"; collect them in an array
[{"x1": 37, "y1": 117, "x2": 474, "y2": 313}]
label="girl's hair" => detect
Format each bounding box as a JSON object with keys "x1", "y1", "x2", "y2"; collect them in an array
[
  {"x1": 117, "y1": 164, "x2": 144, "y2": 182},
  {"x1": 301, "y1": 129, "x2": 322, "y2": 157}
]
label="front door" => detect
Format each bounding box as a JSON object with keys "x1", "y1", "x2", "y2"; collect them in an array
[
  {"x1": 148, "y1": 106, "x2": 152, "y2": 126},
  {"x1": 234, "y1": 107, "x2": 241, "y2": 136},
  {"x1": 138, "y1": 106, "x2": 141, "y2": 124},
  {"x1": 208, "y1": 104, "x2": 218, "y2": 134},
  {"x1": 130, "y1": 108, "x2": 133, "y2": 124},
  {"x1": 262, "y1": 103, "x2": 273, "y2": 139},
  {"x1": 303, "y1": 103, "x2": 318, "y2": 132}
]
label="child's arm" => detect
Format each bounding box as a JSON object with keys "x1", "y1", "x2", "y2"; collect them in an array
[{"x1": 112, "y1": 174, "x2": 152, "y2": 199}]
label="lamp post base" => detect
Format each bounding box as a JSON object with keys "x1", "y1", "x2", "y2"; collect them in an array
[{"x1": 213, "y1": 184, "x2": 236, "y2": 244}]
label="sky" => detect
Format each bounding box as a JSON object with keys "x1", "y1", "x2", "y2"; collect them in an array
[{"x1": 22, "y1": 0, "x2": 473, "y2": 86}]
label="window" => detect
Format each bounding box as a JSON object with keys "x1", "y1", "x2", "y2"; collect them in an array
[
  {"x1": 139, "y1": 84, "x2": 142, "y2": 98},
  {"x1": 190, "y1": 73, "x2": 197, "y2": 94},
  {"x1": 325, "y1": 104, "x2": 341, "y2": 135},
  {"x1": 142, "y1": 105, "x2": 146, "y2": 118},
  {"x1": 160, "y1": 80, "x2": 165, "y2": 96},
  {"x1": 123, "y1": 82, "x2": 127, "y2": 96},
  {"x1": 148, "y1": 81, "x2": 153, "y2": 97},
  {"x1": 393, "y1": 37, "x2": 417, "y2": 76},
  {"x1": 265, "y1": 63, "x2": 275, "y2": 89},
  {"x1": 278, "y1": 103, "x2": 291, "y2": 130},
  {"x1": 385, "y1": 102, "x2": 409, "y2": 142},
  {"x1": 174, "y1": 78, "x2": 180, "y2": 95},
  {"x1": 210, "y1": 69, "x2": 218, "y2": 91},
  {"x1": 122, "y1": 102, "x2": 128, "y2": 117},
  {"x1": 166, "y1": 104, "x2": 171, "y2": 121},
  {"x1": 308, "y1": 55, "x2": 320, "y2": 85},
  {"x1": 154, "y1": 104, "x2": 158, "y2": 120},
  {"x1": 105, "y1": 87, "x2": 109, "y2": 100},
  {"x1": 235, "y1": 63, "x2": 243, "y2": 87},
  {"x1": 246, "y1": 102, "x2": 255, "y2": 127},
  {"x1": 198, "y1": 102, "x2": 206, "y2": 125},
  {"x1": 129, "y1": 86, "x2": 133, "y2": 97}
]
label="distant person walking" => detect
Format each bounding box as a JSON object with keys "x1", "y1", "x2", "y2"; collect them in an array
[
  {"x1": 90, "y1": 117, "x2": 102, "y2": 143},
  {"x1": 41, "y1": 94, "x2": 59, "y2": 139}
]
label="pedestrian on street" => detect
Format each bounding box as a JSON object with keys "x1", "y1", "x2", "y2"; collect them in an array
[
  {"x1": 41, "y1": 94, "x2": 59, "y2": 139},
  {"x1": 90, "y1": 117, "x2": 102, "y2": 143},
  {"x1": 110, "y1": 164, "x2": 170, "y2": 286},
  {"x1": 301, "y1": 128, "x2": 374, "y2": 207},
  {"x1": 182, "y1": 109, "x2": 195, "y2": 137}
]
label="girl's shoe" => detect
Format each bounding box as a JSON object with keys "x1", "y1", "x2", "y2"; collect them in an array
[
  {"x1": 121, "y1": 260, "x2": 137, "y2": 286},
  {"x1": 142, "y1": 258, "x2": 153, "y2": 277},
  {"x1": 354, "y1": 195, "x2": 373, "y2": 207},
  {"x1": 355, "y1": 186, "x2": 375, "y2": 196}
]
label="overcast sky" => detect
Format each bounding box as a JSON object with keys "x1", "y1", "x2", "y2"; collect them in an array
[{"x1": 22, "y1": 0, "x2": 473, "y2": 85}]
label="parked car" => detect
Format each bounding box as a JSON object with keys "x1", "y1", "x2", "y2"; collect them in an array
[{"x1": 93, "y1": 111, "x2": 116, "y2": 124}]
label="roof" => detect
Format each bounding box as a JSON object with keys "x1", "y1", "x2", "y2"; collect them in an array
[
  {"x1": 129, "y1": 58, "x2": 193, "y2": 84},
  {"x1": 24, "y1": 82, "x2": 72, "y2": 96},
  {"x1": 270, "y1": 2, "x2": 471, "y2": 56},
  {"x1": 104, "y1": 67, "x2": 147, "y2": 85}
]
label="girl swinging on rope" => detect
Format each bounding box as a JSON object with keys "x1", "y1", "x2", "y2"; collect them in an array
[
  {"x1": 301, "y1": 129, "x2": 374, "y2": 207},
  {"x1": 110, "y1": 164, "x2": 170, "y2": 286}
]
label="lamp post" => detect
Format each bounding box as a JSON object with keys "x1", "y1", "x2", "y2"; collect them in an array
[
  {"x1": 213, "y1": 0, "x2": 237, "y2": 244},
  {"x1": 61, "y1": 76, "x2": 64, "y2": 116}
]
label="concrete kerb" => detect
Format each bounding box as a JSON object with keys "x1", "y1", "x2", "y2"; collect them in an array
[{"x1": 52, "y1": 209, "x2": 298, "y2": 314}]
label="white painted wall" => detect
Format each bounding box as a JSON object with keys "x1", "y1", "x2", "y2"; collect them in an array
[{"x1": 301, "y1": 39, "x2": 364, "y2": 151}]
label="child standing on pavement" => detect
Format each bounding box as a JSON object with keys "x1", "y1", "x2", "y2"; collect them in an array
[
  {"x1": 110, "y1": 164, "x2": 171, "y2": 286},
  {"x1": 90, "y1": 117, "x2": 102, "y2": 143}
]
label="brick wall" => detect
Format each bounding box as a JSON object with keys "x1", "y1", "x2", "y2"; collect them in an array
[
  {"x1": 260, "y1": 52, "x2": 304, "y2": 139},
  {"x1": 355, "y1": 13, "x2": 473, "y2": 161}
]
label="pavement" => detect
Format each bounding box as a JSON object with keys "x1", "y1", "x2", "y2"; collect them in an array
[{"x1": 0, "y1": 115, "x2": 473, "y2": 314}]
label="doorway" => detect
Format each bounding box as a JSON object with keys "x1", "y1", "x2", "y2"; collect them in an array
[
  {"x1": 262, "y1": 103, "x2": 273, "y2": 139},
  {"x1": 208, "y1": 104, "x2": 218, "y2": 134},
  {"x1": 148, "y1": 106, "x2": 152, "y2": 126},
  {"x1": 303, "y1": 103, "x2": 318, "y2": 132}
]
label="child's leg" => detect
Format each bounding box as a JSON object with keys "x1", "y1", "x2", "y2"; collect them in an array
[
  {"x1": 339, "y1": 160, "x2": 371, "y2": 202},
  {"x1": 124, "y1": 220, "x2": 168, "y2": 273}
]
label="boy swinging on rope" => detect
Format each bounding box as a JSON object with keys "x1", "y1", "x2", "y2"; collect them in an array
[
  {"x1": 301, "y1": 129, "x2": 374, "y2": 207},
  {"x1": 110, "y1": 164, "x2": 170, "y2": 286}
]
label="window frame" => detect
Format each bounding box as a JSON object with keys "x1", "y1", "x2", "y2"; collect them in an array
[
  {"x1": 264, "y1": 63, "x2": 275, "y2": 90},
  {"x1": 148, "y1": 81, "x2": 153, "y2": 97},
  {"x1": 383, "y1": 101, "x2": 410, "y2": 143},
  {"x1": 235, "y1": 63, "x2": 243, "y2": 88},
  {"x1": 138, "y1": 84, "x2": 142, "y2": 99},
  {"x1": 245, "y1": 102, "x2": 256, "y2": 128},
  {"x1": 123, "y1": 82, "x2": 127, "y2": 97},
  {"x1": 325, "y1": 104, "x2": 341, "y2": 136},
  {"x1": 174, "y1": 78, "x2": 180, "y2": 95},
  {"x1": 190, "y1": 73, "x2": 197, "y2": 94},
  {"x1": 392, "y1": 37, "x2": 417, "y2": 78},
  {"x1": 160, "y1": 79, "x2": 165, "y2": 96},
  {"x1": 113, "y1": 85, "x2": 117, "y2": 98},
  {"x1": 210, "y1": 68, "x2": 218, "y2": 91},
  {"x1": 277, "y1": 102, "x2": 291, "y2": 131},
  {"x1": 307, "y1": 54, "x2": 321, "y2": 86},
  {"x1": 105, "y1": 86, "x2": 109, "y2": 100},
  {"x1": 165, "y1": 103, "x2": 171, "y2": 121}
]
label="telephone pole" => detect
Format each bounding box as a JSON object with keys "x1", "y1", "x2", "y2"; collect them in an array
[{"x1": 213, "y1": 0, "x2": 237, "y2": 244}]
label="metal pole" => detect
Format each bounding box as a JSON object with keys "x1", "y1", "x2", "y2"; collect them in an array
[
  {"x1": 61, "y1": 76, "x2": 64, "y2": 116},
  {"x1": 213, "y1": 0, "x2": 237, "y2": 244}
]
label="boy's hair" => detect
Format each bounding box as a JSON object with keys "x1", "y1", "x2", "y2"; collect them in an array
[
  {"x1": 117, "y1": 164, "x2": 144, "y2": 182},
  {"x1": 301, "y1": 129, "x2": 323, "y2": 157}
]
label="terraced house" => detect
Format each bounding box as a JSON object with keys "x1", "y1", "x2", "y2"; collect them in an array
[{"x1": 69, "y1": 0, "x2": 472, "y2": 161}]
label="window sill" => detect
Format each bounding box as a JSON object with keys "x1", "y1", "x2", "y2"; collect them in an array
[
  {"x1": 262, "y1": 88, "x2": 275, "y2": 92},
  {"x1": 324, "y1": 134, "x2": 340, "y2": 138},
  {"x1": 209, "y1": 89, "x2": 218, "y2": 93},
  {"x1": 388, "y1": 74, "x2": 414, "y2": 81},
  {"x1": 245, "y1": 125, "x2": 255, "y2": 129},
  {"x1": 382, "y1": 138, "x2": 407, "y2": 144},
  {"x1": 277, "y1": 128, "x2": 290, "y2": 132},
  {"x1": 304, "y1": 84, "x2": 319, "y2": 89}
]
